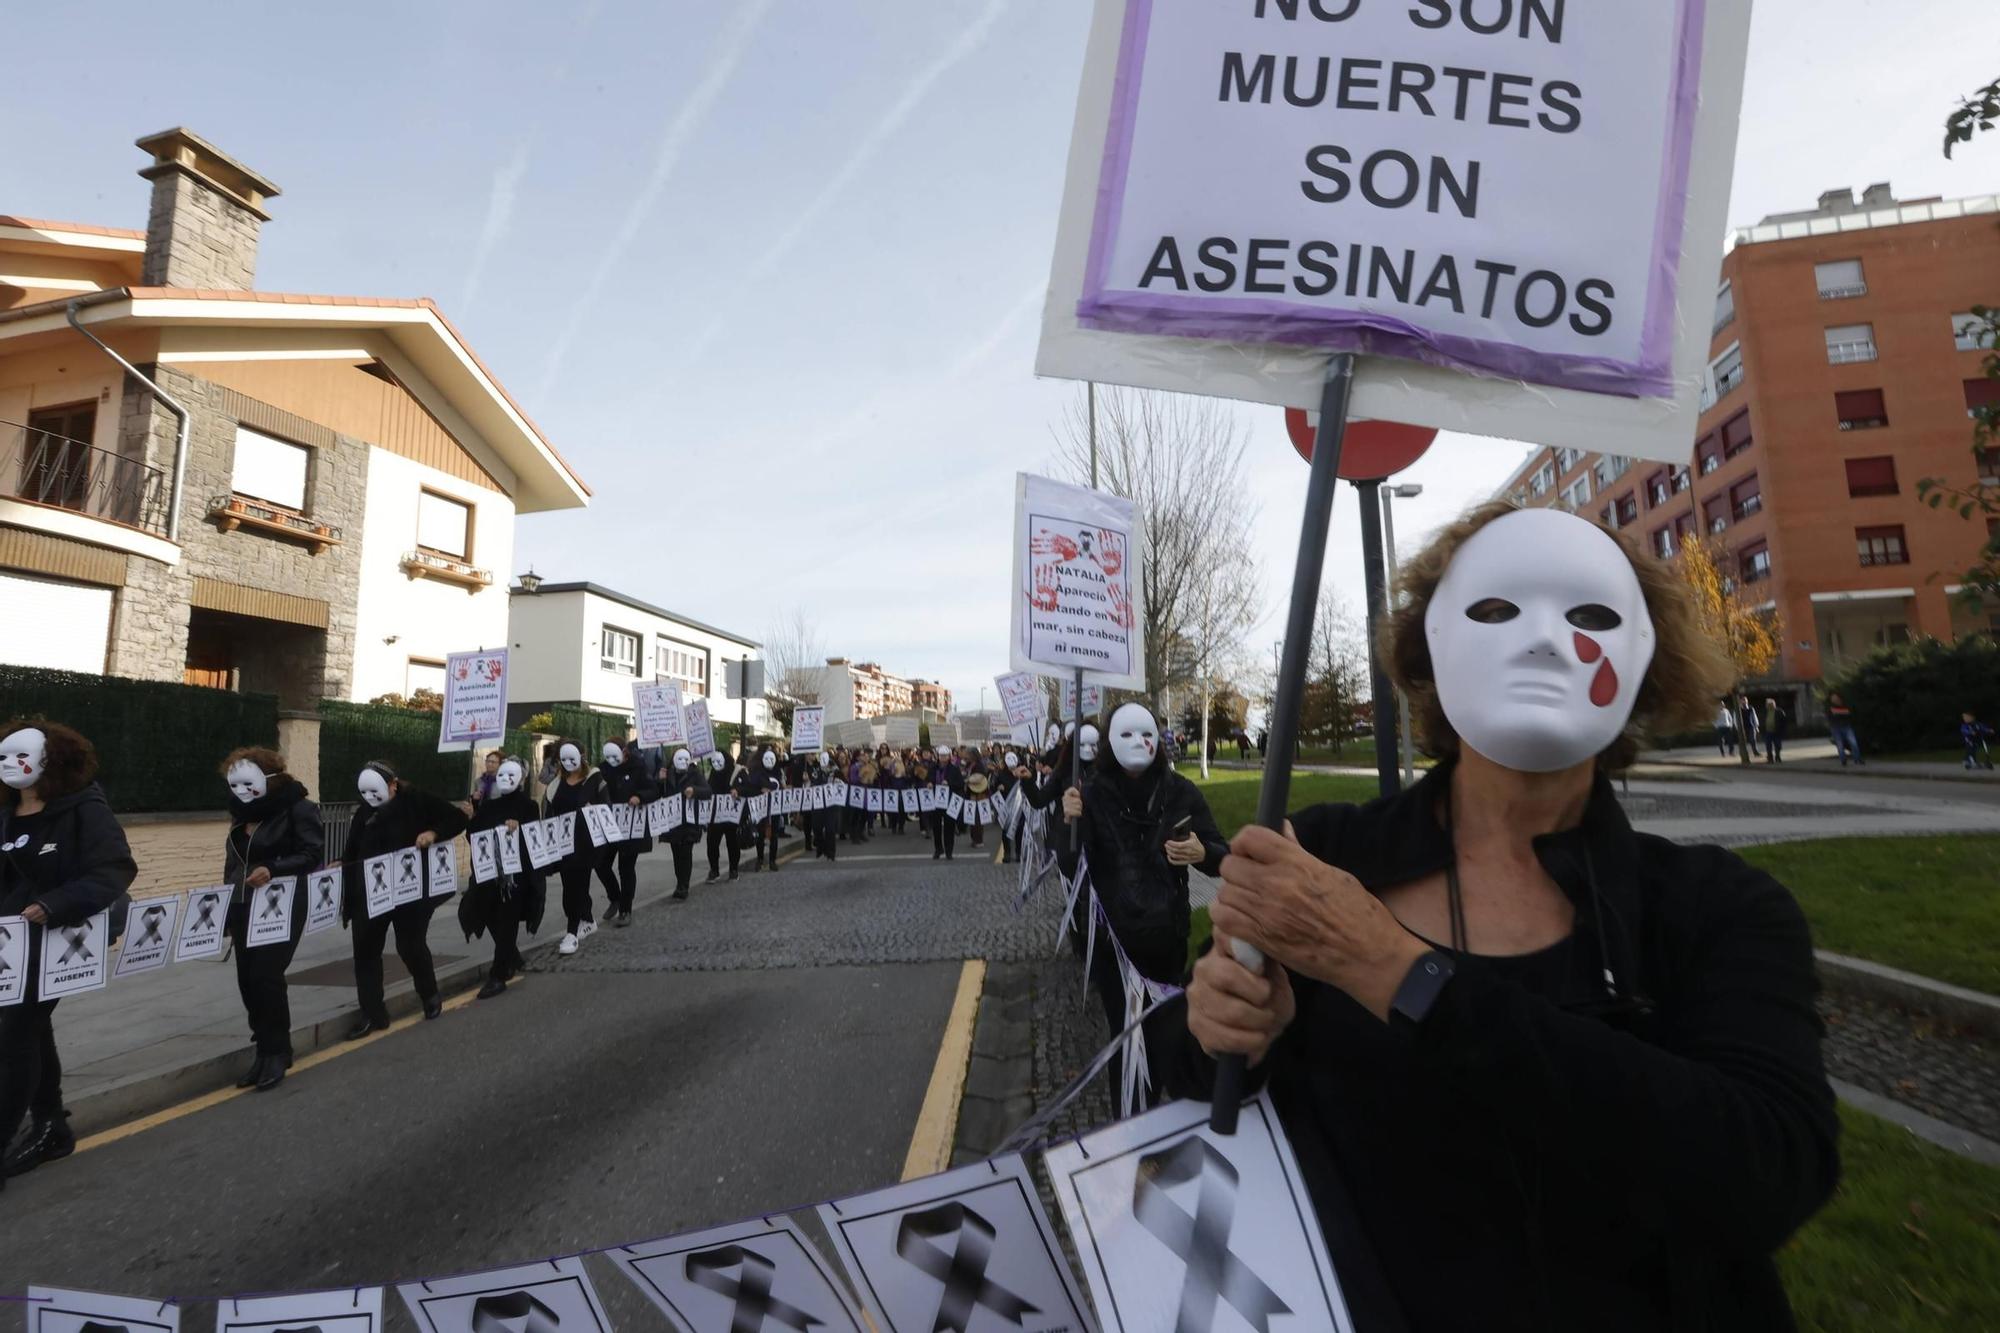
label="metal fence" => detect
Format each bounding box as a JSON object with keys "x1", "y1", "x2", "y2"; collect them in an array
[{"x1": 1, "y1": 419, "x2": 171, "y2": 537}]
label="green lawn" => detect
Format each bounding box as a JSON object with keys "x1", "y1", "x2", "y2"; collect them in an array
[
  {"x1": 1739, "y1": 836, "x2": 2000, "y2": 995},
  {"x1": 1190, "y1": 767, "x2": 1381, "y2": 840},
  {"x1": 1782, "y1": 1106, "x2": 2000, "y2": 1332}
]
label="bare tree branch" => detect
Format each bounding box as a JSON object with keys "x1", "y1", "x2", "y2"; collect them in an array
[{"x1": 762, "y1": 607, "x2": 825, "y2": 729}]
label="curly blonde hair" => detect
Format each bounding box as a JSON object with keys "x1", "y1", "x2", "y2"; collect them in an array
[{"x1": 1383, "y1": 499, "x2": 1732, "y2": 771}]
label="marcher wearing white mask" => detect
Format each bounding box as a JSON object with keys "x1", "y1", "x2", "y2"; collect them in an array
[
  {"x1": 464, "y1": 756, "x2": 544, "y2": 996},
  {"x1": 1059, "y1": 703, "x2": 1227, "y2": 1099},
  {"x1": 662, "y1": 749, "x2": 704, "y2": 899},
  {"x1": 1162, "y1": 503, "x2": 1837, "y2": 1331},
  {"x1": 339, "y1": 760, "x2": 468, "y2": 1037},
  {"x1": 217, "y1": 746, "x2": 323, "y2": 1091},
  {"x1": 596, "y1": 738, "x2": 657, "y2": 925},
  {"x1": 0, "y1": 721, "x2": 136, "y2": 1187},
  {"x1": 543, "y1": 739, "x2": 608, "y2": 954},
  {"x1": 705, "y1": 750, "x2": 743, "y2": 883},
  {"x1": 747, "y1": 747, "x2": 785, "y2": 872}
]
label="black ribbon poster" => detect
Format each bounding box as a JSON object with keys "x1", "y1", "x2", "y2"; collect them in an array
[
  {"x1": 610, "y1": 1216, "x2": 866, "y2": 1333},
  {"x1": 399, "y1": 1259, "x2": 612, "y2": 1333}
]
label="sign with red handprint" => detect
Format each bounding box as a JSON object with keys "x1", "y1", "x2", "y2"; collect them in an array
[
  {"x1": 1011, "y1": 472, "x2": 1146, "y2": 690},
  {"x1": 439, "y1": 648, "x2": 508, "y2": 750}
]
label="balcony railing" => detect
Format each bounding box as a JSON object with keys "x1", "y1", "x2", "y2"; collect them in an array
[
  {"x1": 2, "y1": 419, "x2": 171, "y2": 538},
  {"x1": 1733, "y1": 495, "x2": 1763, "y2": 521},
  {"x1": 1817, "y1": 282, "x2": 1868, "y2": 300},
  {"x1": 1826, "y1": 339, "x2": 1878, "y2": 365},
  {"x1": 400, "y1": 548, "x2": 494, "y2": 591}
]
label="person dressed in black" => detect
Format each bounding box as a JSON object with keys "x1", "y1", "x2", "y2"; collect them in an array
[
  {"x1": 219, "y1": 746, "x2": 323, "y2": 1091},
  {"x1": 0, "y1": 721, "x2": 136, "y2": 1186},
  {"x1": 706, "y1": 751, "x2": 742, "y2": 883},
  {"x1": 931, "y1": 747, "x2": 963, "y2": 861},
  {"x1": 341, "y1": 761, "x2": 467, "y2": 1038},
  {"x1": 544, "y1": 739, "x2": 606, "y2": 954},
  {"x1": 1160, "y1": 504, "x2": 1837, "y2": 1331},
  {"x1": 466, "y1": 755, "x2": 541, "y2": 996},
  {"x1": 747, "y1": 747, "x2": 784, "y2": 872},
  {"x1": 661, "y1": 748, "x2": 705, "y2": 898},
  {"x1": 807, "y1": 751, "x2": 840, "y2": 862},
  {"x1": 596, "y1": 738, "x2": 656, "y2": 924},
  {"x1": 1059, "y1": 703, "x2": 1225, "y2": 1084}
]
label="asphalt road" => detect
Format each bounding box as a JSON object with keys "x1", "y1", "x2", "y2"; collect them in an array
[{"x1": 0, "y1": 826, "x2": 1045, "y2": 1306}]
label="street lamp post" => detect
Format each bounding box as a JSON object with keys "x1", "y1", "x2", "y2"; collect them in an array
[{"x1": 1382, "y1": 484, "x2": 1423, "y2": 786}]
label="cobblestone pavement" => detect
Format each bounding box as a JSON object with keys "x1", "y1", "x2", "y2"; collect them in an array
[{"x1": 1820, "y1": 982, "x2": 2000, "y2": 1142}]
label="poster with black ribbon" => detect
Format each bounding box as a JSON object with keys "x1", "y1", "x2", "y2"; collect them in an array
[
  {"x1": 817, "y1": 1154, "x2": 1096, "y2": 1333},
  {"x1": 306, "y1": 867, "x2": 343, "y2": 935},
  {"x1": 398, "y1": 1258, "x2": 612, "y2": 1333},
  {"x1": 27, "y1": 1284, "x2": 180, "y2": 1333},
  {"x1": 1043, "y1": 1096, "x2": 1352, "y2": 1333},
  {"x1": 246, "y1": 877, "x2": 296, "y2": 948},
  {"x1": 606, "y1": 1215, "x2": 869, "y2": 1333},
  {"x1": 217, "y1": 1286, "x2": 384, "y2": 1333},
  {"x1": 114, "y1": 895, "x2": 181, "y2": 978},
  {"x1": 40, "y1": 912, "x2": 110, "y2": 1000},
  {"x1": 0, "y1": 913, "x2": 27, "y2": 1006},
  {"x1": 428, "y1": 842, "x2": 460, "y2": 899},
  {"x1": 176, "y1": 886, "x2": 230, "y2": 961}
]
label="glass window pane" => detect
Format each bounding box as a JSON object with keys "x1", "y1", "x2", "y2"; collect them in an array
[{"x1": 232, "y1": 426, "x2": 309, "y2": 510}]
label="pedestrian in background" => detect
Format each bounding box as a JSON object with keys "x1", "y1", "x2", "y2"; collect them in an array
[
  {"x1": 1762, "y1": 696, "x2": 1788, "y2": 764},
  {"x1": 0, "y1": 721, "x2": 136, "y2": 1187},
  {"x1": 219, "y1": 746, "x2": 323, "y2": 1092},
  {"x1": 1963, "y1": 711, "x2": 1996, "y2": 770},
  {"x1": 470, "y1": 750, "x2": 500, "y2": 805},
  {"x1": 1714, "y1": 699, "x2": 1738, "y2": 756},
  {"x1": 1825, "y1": 693, "x2": 1862, "y2": 767}
]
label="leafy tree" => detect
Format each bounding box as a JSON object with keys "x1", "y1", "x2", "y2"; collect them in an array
[
  {"x1": 1943, "y1": 76, "x2": 2000, "y2": 157},
  {"x1": 1676, "y1": 536, "x2": 1780, "y2": 763},
  {"x1": 366, "y1": 689, "x2": 444, "y2": 714},
  {"x1": 1828, "y1": 635, "x2": 2000, "y2": 753}
]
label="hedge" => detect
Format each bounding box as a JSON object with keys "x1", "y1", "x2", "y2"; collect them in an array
[
  {"x1": 1827, "y1": 635, "x2": 2000, "y2": 753},
  {"x1": 318, "y1": 699, "x2": 474, "y2": 801},
  {"x1": 0, "y1": 665, "x2": 278, "y2": 813}
]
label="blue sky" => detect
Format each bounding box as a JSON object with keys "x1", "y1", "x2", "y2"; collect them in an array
[{"x1": 4, "y1": 0, "x2": 1997, "y2": 713}]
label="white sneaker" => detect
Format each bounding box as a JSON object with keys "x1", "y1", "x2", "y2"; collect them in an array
[
  {"x1": 578, "y1": 920, "x2": 599, "y2": 942},
  {"x1": 558, "y1": 933, "x2": 578, "y2": 955}
]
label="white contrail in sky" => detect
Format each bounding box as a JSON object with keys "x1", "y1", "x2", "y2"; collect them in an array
[
  {"x1": 537, "y1": 0, "x2": 776, "y2": 399},
  {"x1": 678, "y1": 0, "x2": 1013, "y2": 367}
]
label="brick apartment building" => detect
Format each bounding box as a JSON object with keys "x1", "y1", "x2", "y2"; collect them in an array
[
  {"x1": 1498, "y1": 183, "x2": 1999, "y2": 714},
  {"x1": 808, "y1": 657, "x2": 953, "y2": 724}
]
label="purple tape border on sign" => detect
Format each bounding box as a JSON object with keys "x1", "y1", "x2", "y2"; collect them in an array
[{"x1": 1076, "y1": 0, "x2": 1708, "y2": 401}]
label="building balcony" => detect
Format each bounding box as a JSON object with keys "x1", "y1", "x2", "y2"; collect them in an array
[
  {"x1": 1817, "y1": 282, "x2": 1868, "y2": 300},
  {"x1": 399, "y1": 548, "x2": 493, "y2": 591},
  {"x1": 207, "y1": 493, "x2": 342, "y2": 554},
  {"x1": 1826, "y1": 339, "x2": 1878, "y2": 365},
  {"x1": 3, "y1": 418, "x2": 172, "y2": 540}
]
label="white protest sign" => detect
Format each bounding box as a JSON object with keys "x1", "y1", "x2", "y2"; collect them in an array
[
  {"x1": 995, "y1": 670, "x2": 1046, "y2": 748},
  {"x1": 306, "y1": 868, "x2": 343, "y2": 934},
  {"x1": 749, "y1": 794, "x2": 769, "y2": 823},
  {"x1": 0, "y1": 915, "x2": 28, "y2": 1005},
  {"x1": 697, "y1": 799, "x2": 714, "y2": 827},
  {"x1": 634, "y1": 680, "x2": 687, "y2": 747},
  {"x1": 918, "y1": 788, "x2": 937, "y2": 813},
  {"x1": 582, "y1": 803, "x2": 616, "y2": 848},
  {"x1": 848, "y1": 785, "x2": 866, "y2": 811},
  {"x1": 29, "y1": 1286, "x2": 179, "y2": 1333},
  {"x1": 114, "y1": 896, "x2": 180, "y2": 978},
  {"x1": 609, "y1": 1215, "x2": 869, "y2": 1333},
  {"x1": 866, "y1": 787, "x2": 884, "y2": 814},
  {"x1": 469, "y1": 828, "x2": 500, "y2": 883},
  {"x1": 425, "y1": 841, "x2": 458, "y2": 898},
  {"x1": 901, "y1": 790, "x2": 920, "y2": 816},
  {"x1": 1044, "y1": 1094, "x2": 1351, "y2": 1333},
  {"x1": 719, "y1": 795, "x2": 743, "y2": 825},
  {"x1": 1037, "y1": 0, "x2": 1753, "y2": 463},
  {"x1": 817, "y1": 1154, "x2": 1094, "y2": 1333},
  {"x1": 948, "y1": 794, "x2": 966, "y2": 821},
  {"x1": 439, "y1": 648, "x2": 508, "y2": 752},
  {"x1": 662, "y1": 796, "x2": 685, "y2": 835},
  {"x1": 791, "y1": 705, "x2": 826, "y2": 754},
  {"x1": 39, "y1": 914, "x2": 109, "y2": 1000},
  {"x1": 830, "y1": 780, "x2": 848, "y2": 806},
  {"x1": 392, "y1": 847, "x2": 425, "y2": 907},
  {"x1": 522, "y1": 819, "x2": 560, "y2": 871},
  {"x1": 176, "y1": 886, "x2": 230, "y2": 960},
  {"x1": 1011, "y1": 474, "x2": 1146, "y2": 691},
  {"x1": 246, "y1": 877, "x2": 295, "y2": 948},
  {"x1": 218, "y1": 1287, "x2": 384, "y2": 1333},
  {"x1": 1060, "y1": 677, "x2": 1105, "y2": 723},
  {"x1": 398, "y1": 1257, "x2": 612, "y2": 1333},
  {"x1": 497, "y1": 826, "x2": 524, "y2": 876},
  {"x1": 555, "y1": 811, "x2": 578, "y2": 857},
  {"x1": 684, "y1": 697, "x2": 717, "y2": 759},
  {"x1": 361, "y1": 853, "x2": 400, "y2": 918}
]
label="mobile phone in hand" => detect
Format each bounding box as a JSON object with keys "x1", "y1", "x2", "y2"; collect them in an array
[{"x1": 1166, "y1": 814, "x2": 1193, "y2": 842}]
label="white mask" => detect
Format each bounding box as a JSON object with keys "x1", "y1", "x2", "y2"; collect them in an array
[
  {"x1": 673, "y1": 751, "x2": 691, "y2": 773},
  {"x1": 762, "y1": 751, "x2": 777, "y2": 770},
  {"x1": 602, "y1": 741, "x2": 625, "y2": 768},
  {"x1": 710, "y1": 753, "x2": 727, "y2": 771},
  {"x1": 1078, "y1": 724, "x2": 1101, "y2": 764},
  {"x1": 1424, "y1": 508, "x2": 1656, "y2": 773},
  {"x1": 1004, "y1": 751, "x2": 1019, "y2": 769},
  {"x1": 494, "y1": 760, "x2": 525, "y2": 795},
  {"x1": 226, "y1": 760, "x2": 269, "y2": 804},
  {"x1": 357, "y1": 768, "x2": 392, "y2": 808},
  {"x1": 0, "y1": 728, "x2": 48, "y2": 791},
  {"x1": 1107, "y1": 704, "x2": 1159, "y2": 775},
  {"x1": 819, "y1": 751, "x2": 831, "y2": 766},
  {"x1": 559, "y1": 744, "x2": 582, "y2": 773}
]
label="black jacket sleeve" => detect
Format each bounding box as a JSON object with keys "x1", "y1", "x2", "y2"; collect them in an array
[
  {"x1": 267, "y1": 801, "x2": 326, "y2": 878},
  {"x1": 414, "y1": 788, "x2": 471, "y2": 842},
  {"x1": 37, "y1": 798, "x2": 139, "y2": 927}
]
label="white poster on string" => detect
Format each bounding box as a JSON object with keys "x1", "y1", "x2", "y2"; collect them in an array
[
  {"x1": 398, "y1": 1258, "x2": 612, "y2": 1333},
  {"x1": 1010, "y1": 474, "x2": 1146, "y2": 692},
  {"x1": 114, "y1": 896, "x2": 180, "y2": 978},
  {"x1": 29, "y1": 1286, "x2": 179, "y2": 1333},
  {"x1": 176, "y1": 886, "x2": 230, "y2": 960},
  {"x1": 217, "y1": 1288, "x2": 383, "y2": 1333},
  {"x1": 246, "y1": 877, "x2": 295, "y2": 948},
  {"x1": 0, "y1": 914, "x2": 29, "y2": 1005},
  {"x1": 306, "y1": 867, "x2": 344, "y2": 934},
  {"x1": 608, "y1": 1216, "x2": 869, "y2": 1333},
  {"x1": 634, "y1": 680, "x2": 687, "y2": 747}
]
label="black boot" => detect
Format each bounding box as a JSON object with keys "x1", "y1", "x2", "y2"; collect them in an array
[
  {"x1": 235, "y1": 1054, "x2": 266, "y2": 1090},
  {"x1": 477, "y1": 975, "x2": 507, "y2": 999},
  {"x1": 4, "y1": 1111, "x2": 75, "y2": 1178},
  {"x1": 255, "y1": 1056, "x2": 286, "y2": 1093},
  {"x1": 423, "y1": 993, "x2": 444, "y2": 1021},
  {"x1": 344, "y1": 1017, "x2": 387, "y2": 1041}
]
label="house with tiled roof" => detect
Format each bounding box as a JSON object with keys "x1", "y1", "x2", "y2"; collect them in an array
[{"x1": 0, "y1": 128, "x2": 588, "y2": 709}]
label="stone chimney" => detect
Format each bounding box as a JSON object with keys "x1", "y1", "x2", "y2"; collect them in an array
[{"x1": 134, "y1": 128, "x2": 281, "y2": 290}]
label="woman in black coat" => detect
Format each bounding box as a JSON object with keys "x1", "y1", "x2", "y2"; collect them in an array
[
  {"x1": 465, "y1": 754, "x2": 542, "y2": 996},
  {"x1": 596, "y1": 738, "x2": 656, "y2": 924},
  {"x1": 220, "y1": 746, "x2": 324, "y2": 1091},
  {"x1": 0, "y1": 720, "x2": 137, "y2": 1186},
  {"x1": 660, "y1": 748, "x2": 706, "y2": 899},
  {"x1": 340, "y1": 760, "x2": 467, "y2": 1038},
  {"x1": 545, "y1": 738, "x2": 608, "y2": 952}
]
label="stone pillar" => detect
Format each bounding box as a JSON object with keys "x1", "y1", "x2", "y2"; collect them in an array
[{"x1": 276, "y1": 710, "x2": 320, "y2": 790}]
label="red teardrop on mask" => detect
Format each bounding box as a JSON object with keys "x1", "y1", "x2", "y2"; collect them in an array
[
  {"x1": 1590, "y1": 658, "x2": 1619, "y2": 707},
  {"x1": 1573, "y1": 632, "x2": 1602, "y2": 663}
]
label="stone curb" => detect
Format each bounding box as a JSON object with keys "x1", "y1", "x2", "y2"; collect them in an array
[
  {"x1": 1817, "y1": 950, "x2": 2000, "y2": 1041},
  {"x1": 1832, "y1": 1078, "x2": 2000, "y2": 1167},
  {"x1": 953, "y1": 960, "x2": 1036, "y2": 1167},
  {"x1": 1643, "y1": 757, "x2": 2000, "y2": 787}
]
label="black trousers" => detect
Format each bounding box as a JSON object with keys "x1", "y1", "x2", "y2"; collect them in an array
[
  {"x1": 488, "y1": 882, "x2": 524, "y2": 978},
  {"x1": 752, "y1": 818, "x2": 779, "y2": 865},
  {"x1": 592, "y1": 846, "x2": 620, "y2": 909},
  {"x1": 707, "y1": 823, "x2": 740, "y2": 877},
  {"x1": 0, "y1": 998, "x2": 62, "y2": 1147},
  {"x1": 558, "y1": 859, "x2": 596, "y2": 933},
  {"x1": 351, "y1": 899, "x2": 440, "y2": 1026},
  {"x1": 669, "y1": 838, "x2": 696, "y2": 890},
  {"x1": 608, "y1": 843, "x2": 644, "y2": 912},
  {"x1": 814, "y1": 808, "x2": 840, "y2": 860},
  {"x1": 229, "y1": 905, "x2": 303, "y2": 1057},
  {"x1": 932, "y1": 813, "x2": 958, "y2": 858}
]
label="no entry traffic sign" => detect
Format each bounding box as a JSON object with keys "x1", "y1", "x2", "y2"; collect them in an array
[{"x1": 1286, "y1": 408, "x2": 1436, "y2": 480}]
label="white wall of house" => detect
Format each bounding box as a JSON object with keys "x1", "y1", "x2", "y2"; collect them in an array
[
  {"x1": 348, "y1": 448, "x2": 514, "y2": 702},
  {"x1": 504, "y1": 590, "x2": 587, "y2": 704}
]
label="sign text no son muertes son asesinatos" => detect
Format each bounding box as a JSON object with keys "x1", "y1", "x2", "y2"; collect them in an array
[{"x1": 1011, "y1": 472, "x2": 1147, "y2": 693}]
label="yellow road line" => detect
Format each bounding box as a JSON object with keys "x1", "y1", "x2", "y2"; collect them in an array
[
  {"x1": 74, "y1": 983, "x2": 486, "y2": 1154},
  {"x1": 901, "y1": 959, "x2": 986, "y2": 1181}
]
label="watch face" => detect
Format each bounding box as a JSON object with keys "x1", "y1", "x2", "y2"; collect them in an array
[{"x1": 1390, "y1": 951, "x2": 1456, "y2": 1028}]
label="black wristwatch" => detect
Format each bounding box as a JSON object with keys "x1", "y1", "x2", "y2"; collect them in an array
[{"x1": 1388, "y1": 949, "x2": 1457, "y2": 1032}]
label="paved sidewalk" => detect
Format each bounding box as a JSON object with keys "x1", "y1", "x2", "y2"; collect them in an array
[{"x1": 1645, "y1": 740, "x2": 2000, "y2": 784}]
